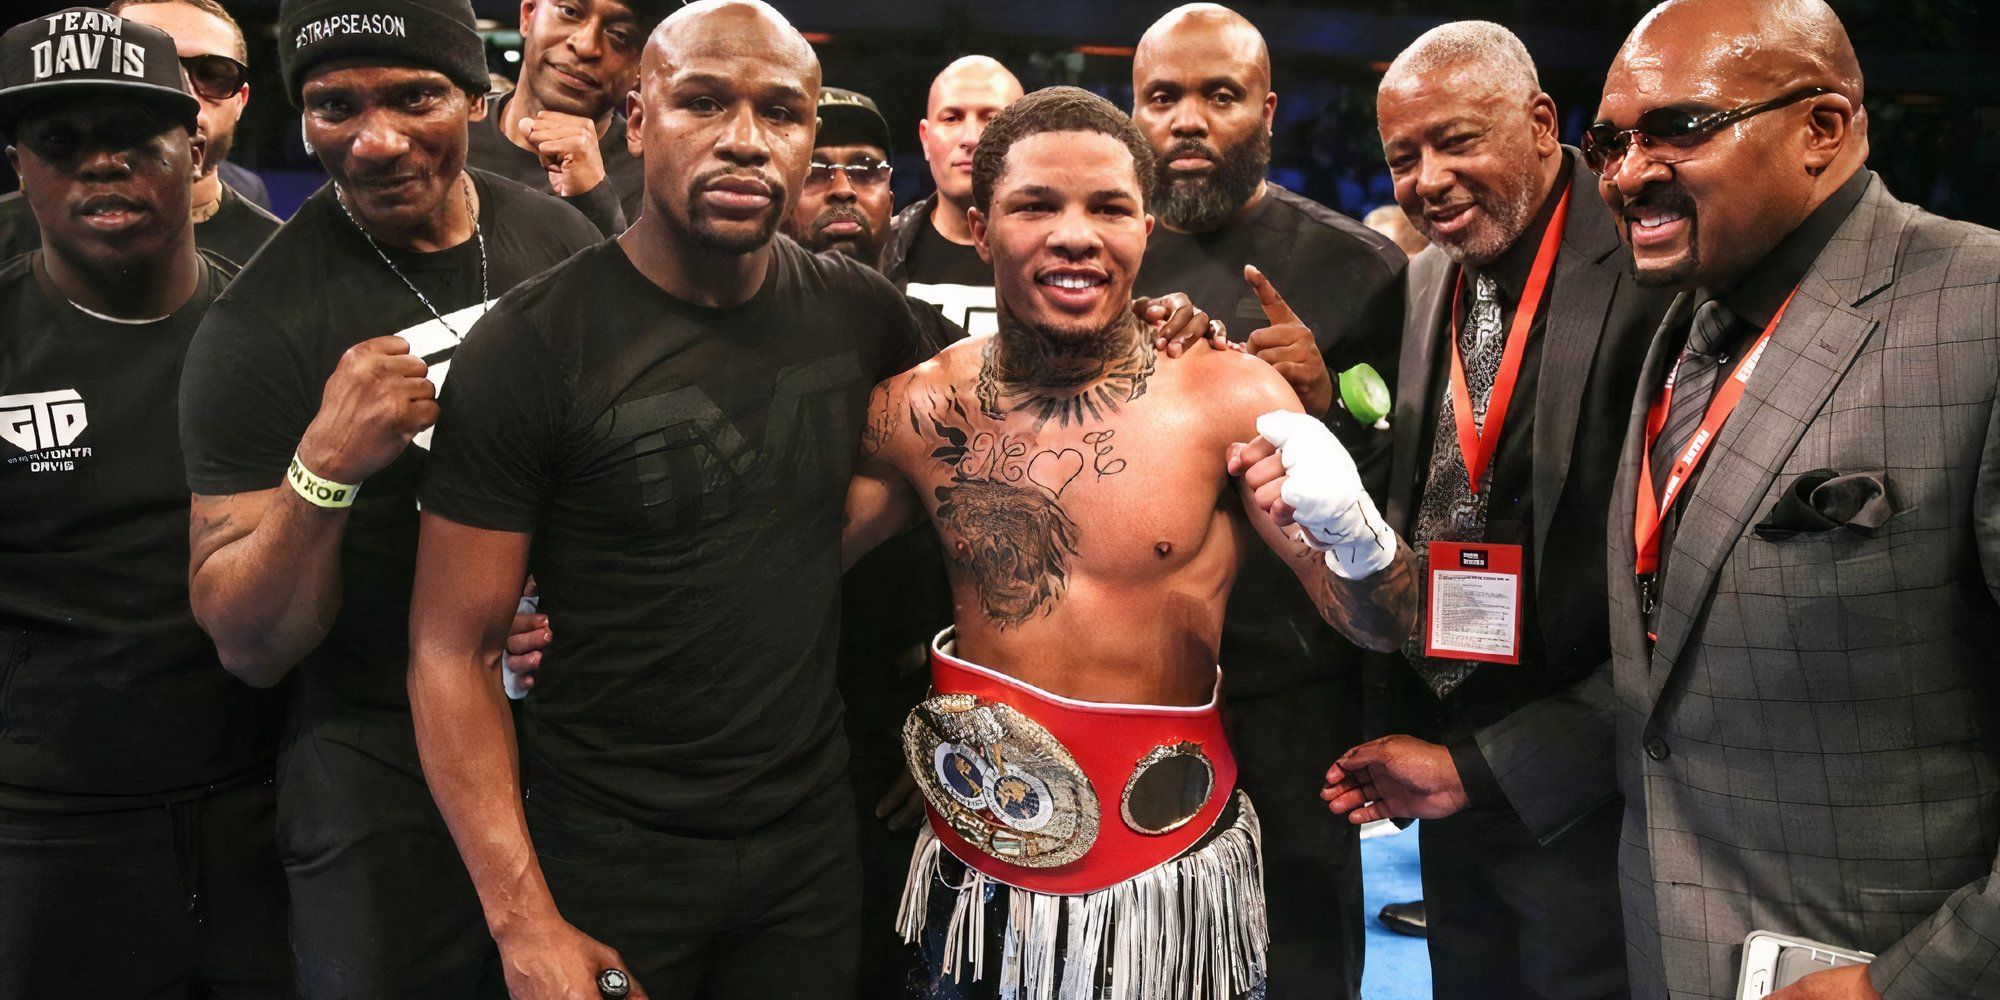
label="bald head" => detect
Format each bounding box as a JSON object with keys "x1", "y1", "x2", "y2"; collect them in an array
[
  {"x1": 1130, "y1": 3, "x2": 1277, "y2": 232},
  {"x1": 1380, "y1": 21, "x2": 1539, "y2": 105},
  {"x1": 1617, "y1": 0, "x2": 1861, "y2": 110},
  {"x1": 926, "y1": 56, "x2": 1022, "y2": 118},
  {"x1": 624, "y1": 0, "x2": 822, "y2": 260},
  {"x1": 1595, "y1": 0, "x2": 1867, "y2": 290},
  {"x1": 1134, "y1": 3, "x2": 1270, "y2": 94},
  {"x1": 643, "y1": 0, "x2": 819, "y2": 89},
  {"x1": 920, "y1": 55, "x2": 1023, "y2": 211}
]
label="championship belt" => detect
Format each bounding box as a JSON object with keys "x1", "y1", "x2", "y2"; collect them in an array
[{"x1": 902, "y1": 628, "x2": 1237, "y2": 896}]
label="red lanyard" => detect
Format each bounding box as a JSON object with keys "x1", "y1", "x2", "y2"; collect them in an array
[
  {"x1": 1633, "y1": 289, "x2": 1799, "y2": 576},
  {"x1": 1447, "y1": 188, "x2": 1570, "y2": 494}
]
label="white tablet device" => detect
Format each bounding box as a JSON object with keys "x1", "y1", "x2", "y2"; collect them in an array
[{"x1": 1737, "y1": 930, "x2": 1873, "y2": 999}]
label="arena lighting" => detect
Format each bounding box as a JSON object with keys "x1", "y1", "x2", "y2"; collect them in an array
[
  {"x1": 1074, "y1": 44, "x2": 1136, "y2": 57},
  {"x1": 802, "y1": 31, "x2": 833, "y2": 44}
]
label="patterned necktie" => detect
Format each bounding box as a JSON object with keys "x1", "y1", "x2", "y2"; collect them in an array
[
  {"x1": 1650, "y1": 299, "x2": 1738, "y2": 504},
  {"x1": 1404, "y1": 274, "x2": 1506, "y2": 698}
]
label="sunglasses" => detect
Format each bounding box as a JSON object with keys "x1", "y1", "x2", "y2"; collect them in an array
[
  {"x1": 1582, "y1": 86, "x2": 1831, "y2": 176},
  {"x1": 180, "y1": 54, "x2": 248, "y2": 102},
  {"x1": 805, "y1": 160, "x2": 892, "y2": 189}
]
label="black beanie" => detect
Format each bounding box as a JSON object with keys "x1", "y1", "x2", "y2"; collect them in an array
[{"x1": 278, "y1": 0, "x2": 487, "y2": 109}]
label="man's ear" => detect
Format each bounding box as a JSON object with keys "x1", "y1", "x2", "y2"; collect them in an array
[
  {"x1": 6, "y1": 145, "x2": 18, "y2": 176},
  {"x1": 1802, "y1": 93, "x2": 1853, "y2": 172},
  {"x1": 467, "y1": 89, "x2": 489, "y2": 122},
  {"x1": 188, "y1": 129, "x2": 205, "y2": 180},
  {"x1": 1262, "y1": 90, "x2": 1277, "y2": 132},
  {"x1": 1529, "y1": 92, "x2": 1561, "y2": 157},
  {"x1": 968, "y1": 206, "x2": 990, "y2": 263},
  {"x1": 1144, "y1": 212, "x2": 1154, "y2": 238},
  {"x1": 625, "y1": 90, "x2": 645, "y2": 157}
]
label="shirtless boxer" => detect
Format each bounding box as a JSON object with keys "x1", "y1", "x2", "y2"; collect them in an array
[{"x1": 842, "y1": 86, "x2": 1415, "y2": 1000}]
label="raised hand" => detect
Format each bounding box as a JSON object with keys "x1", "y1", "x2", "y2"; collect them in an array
[
  {"x1": 1243, "y1": 265, "x2": 1333, "y2": 417},
  {"x1": 1231, "y1": 411, "x2": 1396, "y2": 579},
  {"x1": 521, "y1": 111, "x2": 609, "y2": 198},
  {"x1": 296, "y1": 334, "x2": 437, "y2": 484}
]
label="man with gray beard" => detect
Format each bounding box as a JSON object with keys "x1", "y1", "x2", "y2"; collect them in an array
[
  {"x1": 1326, "y1": 21, "x2": 1672, "y2": 998},
  {"x1": 1128, "y1": 5, "x2": 1405, "y2": 996}
]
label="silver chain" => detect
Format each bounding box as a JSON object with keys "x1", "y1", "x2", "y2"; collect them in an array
[{"x1": 333, "y1": 173, "x2": 488, "y2": 343}]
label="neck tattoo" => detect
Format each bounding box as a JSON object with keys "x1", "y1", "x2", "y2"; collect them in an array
[
  {"x1": 976, "y1": 316, "x2": 1155, "y2": 430},
  {"x1": 334, "y1": 173, "x2": 488, "y2": 344}
]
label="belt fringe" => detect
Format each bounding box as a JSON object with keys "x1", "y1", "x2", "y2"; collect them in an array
[{"x1": 896, "y1": 792, "x2": 1268, "y2": 1000}]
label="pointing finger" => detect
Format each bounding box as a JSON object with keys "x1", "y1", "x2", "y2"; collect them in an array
[{"x1": 1244, "y1": 264, "x2": 1301, "y2": 327}]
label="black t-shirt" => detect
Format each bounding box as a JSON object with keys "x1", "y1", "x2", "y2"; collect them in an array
[
  {"x1": 0, "y1": 251, "x2": 284, "y2": 796},
  {"x1": 468, "y1": 92, "x2": 644, "y2": 237},
  {"x1": 179, "y1": 169, "x2": 601, "y2": 726},
  {"x1": 0, "y1": 183, "x2": 282, "y2": 269},
  {"x1": 901, "y1": 218, "x2": 998, "y2": 336},
  {"x1": 1137, "y1": 183, "x2": 1408, "y2": 696},
  {"x1": 419, "y1": 236, "x2": 922, "y2": 832}
]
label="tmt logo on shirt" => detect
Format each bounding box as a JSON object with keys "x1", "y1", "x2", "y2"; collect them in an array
[
  {"x1": 0, "y1": 389, "x2": 91, "y2": 472},
  {"x1": 31, "y1": 10, "x2": 147, "y2": 81}
]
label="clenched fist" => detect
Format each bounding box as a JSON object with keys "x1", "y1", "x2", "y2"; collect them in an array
[
  {"x1": 520, "y1": 111, "x2": 608, "y2": 197},
  {"x1": 296, "y1": 335, "x2": 438, "y2": 484}
]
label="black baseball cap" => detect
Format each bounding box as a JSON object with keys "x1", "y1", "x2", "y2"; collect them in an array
[
  {"x1": 0, "y1": 8, "x2": 199, "y2": 138},
  {"x1": 817, "y1": 86, "x2": 892, "y2": 157}
]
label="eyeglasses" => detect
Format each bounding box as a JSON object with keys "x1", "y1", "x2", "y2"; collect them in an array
[
  {"x1": 179, "y1": 54, "x2": 248, "y2": 102},
  {"x1": 805, "y1": 160, "x2": 891, "y2": 189},
  {"x1": 1582, "y1": 86, "x2": 1831, "y2": 176}
]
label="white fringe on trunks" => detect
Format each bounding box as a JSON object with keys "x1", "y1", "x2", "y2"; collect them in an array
[{"x1": 897, "y1": 790, "x2": 1268, "y2": 1000}]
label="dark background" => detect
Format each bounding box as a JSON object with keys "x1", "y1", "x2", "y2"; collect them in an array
[{"x1": 7, "y1": 0, "x2": 1998, "y2": 227}]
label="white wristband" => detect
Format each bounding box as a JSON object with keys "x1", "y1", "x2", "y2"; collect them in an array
[{"x1": 286, "y1": 453, "x2": 360, "y2": 509}]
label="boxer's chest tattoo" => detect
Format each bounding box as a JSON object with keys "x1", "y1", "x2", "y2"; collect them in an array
[
  {"x1": 974, "y1": 335, "x2": 1155, "y2": 431},
  {"x1": 907, "y1": 387, "x2": 1128, "y2": 627}
]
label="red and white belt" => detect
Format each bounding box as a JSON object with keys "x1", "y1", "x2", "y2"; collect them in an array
[{"x1": 902, "y1": 627, "x2": 1238, "y2": 896}]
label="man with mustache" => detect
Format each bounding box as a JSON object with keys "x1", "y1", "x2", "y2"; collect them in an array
[
  {"x1": 785, "y1": 86, "x2": 895, "y2": 264},
  {"x1": 0, "y1": 10, "x2": 290, "y2": 995},
  {"x1": 1331, "y1": 21, "x2": 1673, "y2": 998},
  {"x1": 1328, "y1": 2, "x2": 2000, "y2": 998},
  {"x1": 882, "y1": 55, "x2": 1022, "y2": 335},
  {"x1": 404, "y1": 3, "x2": 940, "y2": 994},
  {"x1": 0, "y1": 0, "x2": 280, "y2": 266},
  {"x1": 841, "y1": 85, "x2": 1416, "y2": 1000},
  {"x1": 468, "y1": 0, "x2": 665, "y2": 235},
  {"x1": 176, "y1": 0, "x2": 599, "y2": 992},
  {"x1": 1125, "y1": 6, "x2": 1406, "y2": 994}
]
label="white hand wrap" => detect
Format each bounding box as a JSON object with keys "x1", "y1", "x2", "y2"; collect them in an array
[{"x1": 1255, "y1": 410, "x2": 1397, "y2": 580}]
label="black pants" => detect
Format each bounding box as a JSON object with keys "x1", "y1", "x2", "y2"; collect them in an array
[
  {"x1": 1420, "y1": 797, "x2": 1628, "y2": 999},
  {"x1": 846, "y1": 724, "x2": 924, "y2": 995},
  {"x1": 1224, "y1": 683, "x2": 1365, "y2": 1000},
  {"x1": 531, "y1": 781, "x2": 863, "y2": 999},
  {"x1": 0, "y1": 771, "x2": 291, "y2": 1000},
  {"x1": 278, "y1": 719, "x2": 502, "y2": 999}
]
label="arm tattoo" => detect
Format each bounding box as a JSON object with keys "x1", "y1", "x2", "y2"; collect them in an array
[
  {"x1": 914, "y1": 388, "x2": 1125, "y2": 627},
  {"x1": 1301, "y1": 538, "x2": 1420, "y2": 652},
  {"x1": 860, "y1": 374, "x2": 907, "y2": 457},
  {"x1": 189, "y1": 495, "x2": 246, "y2": 557}
]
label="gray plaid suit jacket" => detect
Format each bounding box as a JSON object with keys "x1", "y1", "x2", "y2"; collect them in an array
[{"x1": 1474, "y1": 175, "x2": 2000, "y2": 999}]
